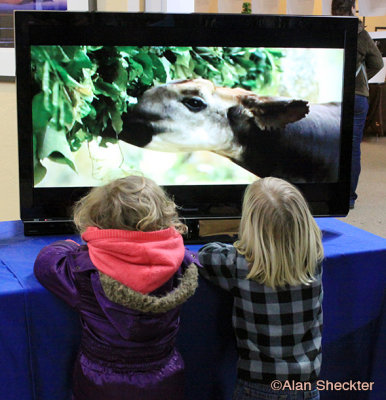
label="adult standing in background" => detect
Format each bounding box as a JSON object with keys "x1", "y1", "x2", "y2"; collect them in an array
[{"x1": 331, "y1": 0, "x2": 384, "y2": 209}]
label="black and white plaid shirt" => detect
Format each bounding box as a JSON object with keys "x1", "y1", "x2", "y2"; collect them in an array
[{"x1": 198, "y1": 242, "x2": 323, "y2": 384}]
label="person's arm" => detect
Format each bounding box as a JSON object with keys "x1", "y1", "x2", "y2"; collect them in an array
[
  {"x1": 362, "y1": 30, "x2": 384, "y2": 80},
  {"x1": 197, "y1": 242, "x2": 236, "y2": 291},
  {"x1": 34, "y1": 240, "x2": 82, "y2": 309}
]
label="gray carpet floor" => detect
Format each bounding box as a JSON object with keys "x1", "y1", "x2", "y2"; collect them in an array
[{"x1": 337, "y1": 136, "x2": 386, "y2": 238}]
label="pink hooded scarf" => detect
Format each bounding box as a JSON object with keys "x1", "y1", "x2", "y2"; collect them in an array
[{"x1": 82, "y1": 226, "x2": 185, "y2": 294}]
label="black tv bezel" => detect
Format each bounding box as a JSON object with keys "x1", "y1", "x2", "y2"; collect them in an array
[{"x1": 15, "y1": 11, "x2": 358, "y2": 235}]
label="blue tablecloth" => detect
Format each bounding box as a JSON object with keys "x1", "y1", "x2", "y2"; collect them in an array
[{"x1": 0, "y1": 219, "x2": 385, "y2": 400}]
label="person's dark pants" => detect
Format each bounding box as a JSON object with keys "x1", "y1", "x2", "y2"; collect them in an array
[
  {"x1": 351, "y1": 94, "x2": 369, "y2": 207},
  {"x1": 232, "y1": 379, "x2": 319, "y2": 399}
]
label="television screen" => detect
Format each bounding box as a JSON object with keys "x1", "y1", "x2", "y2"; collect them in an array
[
  {"x1": 32, "y1": 45, "x2": 343, "y2": 188},
  {"x1": 15, "y1": 12, "x2": 357, "y2": 237}
]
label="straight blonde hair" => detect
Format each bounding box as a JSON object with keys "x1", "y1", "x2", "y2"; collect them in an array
[
  {"x1": 73, "y1": 175, "x2": 187, "y2": 234},
  {"x1": 234, "y1": 177, "x2": 324, "y2": 288}
]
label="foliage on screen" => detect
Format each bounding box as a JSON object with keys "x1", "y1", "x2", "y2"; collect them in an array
[{"x1": 31, "y1": 45, "x2": 284, "y2": 184}]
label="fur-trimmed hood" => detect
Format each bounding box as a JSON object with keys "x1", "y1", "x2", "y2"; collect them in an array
[{"x1": 99, "y1": 262, "x2": 198, "y2": 313}]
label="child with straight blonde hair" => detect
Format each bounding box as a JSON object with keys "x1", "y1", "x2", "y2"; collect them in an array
[
  {"x1": 34, "y1": 175, "x2": 198, "y2": 400},
  {"x1": 198, "y1": 177, "x2": 324, "y2": 400}
]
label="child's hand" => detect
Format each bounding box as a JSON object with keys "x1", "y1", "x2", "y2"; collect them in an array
[{"x1": 184, "y1": 250, "x2": 203, "y2": 268}]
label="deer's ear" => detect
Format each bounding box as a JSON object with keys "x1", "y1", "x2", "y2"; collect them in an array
[{"x1": 241, "y1": 95, "x2": 309, "y2": 130}]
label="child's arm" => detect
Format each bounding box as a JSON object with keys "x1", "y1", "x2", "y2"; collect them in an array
[
  {"x1": 197, "y1": 242, "x2": 236, "y2": 291},
  {"x1": 34, "y1": 240, "x2": 82, "y2": 309}
]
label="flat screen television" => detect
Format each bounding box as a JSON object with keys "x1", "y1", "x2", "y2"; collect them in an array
[{"x1": 15, "y1": 11, "x2": 358, "y2": 240}]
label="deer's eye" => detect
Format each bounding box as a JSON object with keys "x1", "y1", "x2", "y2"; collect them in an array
[{"x1": 182, "y1": 97, "x2": 207, "y2": 112}]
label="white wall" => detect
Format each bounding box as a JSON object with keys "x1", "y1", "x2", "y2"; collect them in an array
[
  {"x1": 0, "y1": 48, "x2": 15, "y2": 78},
  {"x1": 97, "y1": 0, "x2": 144, "y2": 12},
  {"x1": 0, "y1": 82, "x2": 19, "y2": 221},
  {"x1": 195, "y1": 0, "x2": 218, "y2": 13},
  {"x1": 145, "y1": 0, "x2": 194, "y2": 12},
  {"x1": 218, "y1": 0, "x2": 244, "y2": 13}
]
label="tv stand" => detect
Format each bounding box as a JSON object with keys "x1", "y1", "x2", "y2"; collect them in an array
[
  {"x1": 184, "y1": 218, "x2": 239, "y2": 244},
  {"x1": 23, "y1": 218, "x2": 240, "y2": 244},
  {"x1": 23, "y1": 219, "x2": 76, "y2": 236}
]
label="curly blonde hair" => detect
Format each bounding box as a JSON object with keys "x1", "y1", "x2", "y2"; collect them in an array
[
  {"x1": 234, "y1": 177, "x2": 324, "y2": 288},
  {"x1": 73, "y1": 175, "x2": 187, "y2": 234}
]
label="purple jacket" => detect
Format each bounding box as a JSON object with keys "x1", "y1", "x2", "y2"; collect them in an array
[{"x1": 34, "y1": 240, "x2": 198, "y2": 400}]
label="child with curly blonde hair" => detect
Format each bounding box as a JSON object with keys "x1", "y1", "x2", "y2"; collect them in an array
[
  {"x1": 34, "y1": 175, "x2": 198, "y2": 400},
  {"x1": 199, "y1": 177, "x2": 324, "y2": 400}
]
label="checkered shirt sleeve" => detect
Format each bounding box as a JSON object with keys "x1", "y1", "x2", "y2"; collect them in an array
[
  {"x1": 198, "y1": 242, "x2": 323, "y2": 384},
  {"x1": 198, "y1": 242, "x2": 237, "y2": 291}
]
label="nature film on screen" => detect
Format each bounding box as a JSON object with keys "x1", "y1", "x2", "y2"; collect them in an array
[{"x1": 32, "y1": 45, "x2": 344, "y2": 188}]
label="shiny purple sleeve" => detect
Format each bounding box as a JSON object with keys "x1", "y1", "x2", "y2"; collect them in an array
[
  {"x1": 182, "y1": 248, "x2": 202, "y2": 269},
  {"x1": 34, "y1": 240, "x2": 82, "y2": 309}
]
